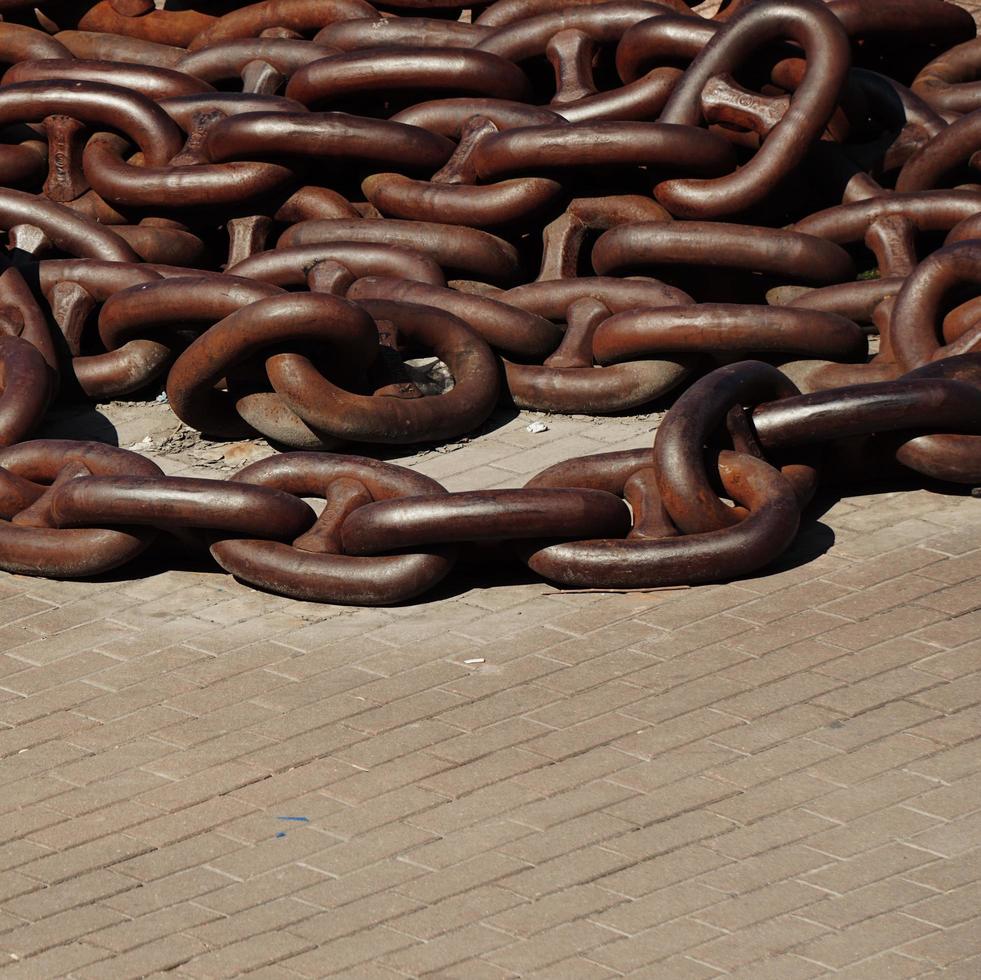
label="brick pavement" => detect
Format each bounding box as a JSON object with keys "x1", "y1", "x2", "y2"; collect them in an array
[{"x1": 0, "y1": 394, "x2": 978, "y2": 977}]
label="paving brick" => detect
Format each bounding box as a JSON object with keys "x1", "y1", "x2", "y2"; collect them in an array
[
  {"x1": 86, "y1": 645, "x2": 206, "y2": 693},
  {"x1": 607, "y1": 811, "x2": 738, "y2": 860},
  {"x1": 146, "y1": 730, "x2": 274, "y2": 780},
  {"x1": 405, "y1": 819, "x2": 533, "y2": 871},
  {"x1": 209, "y1": 828, "x2": 339, "y2": 879},
  {"x1": 718, "y1": 639, "x2": 854, "y2": 688},
  {"x1": 909, "y1": 738, "x2": 981, "y2": 783},
  {"x1": 73, "y1": 935, "x2": 211, "y2": 979},
  {"x1": 806, "y1": 878, "x2": 939, "y2": 929},
  {"x1": 0, "y1": 905, "x2": 125, "y2": 957},
  {"x1": 802, "y1": 842, "x2": 940, "y2": 893},
  {"x1": 134, "y1": 762, "x2": 266, "y2": 812},
  {"x1": 403, "y1": 777, "x2": 541, "y2": 836},
  {"x1": 0, "y1": 710, "x2": 97, "y2": 759},
  {"x1": 589, "y1": 918, "x2": 725, "y2": 972},
  {"x1": 502, "y1": 846, "x2": 630, "y2": 899},
  {"x1": 707, "y1": 772, "x2": 832, "y2": 825},
  {"x1": 809, "y1": 701, "x2": 941, "y2": 751},
  {"x1": 419, "y1": 747, "x2": 544, "y2": 799},
  {"x1": 720, "y1": 952, "x2": 824, "y2": 980},
  {"x1": 913, "y1": 608, "x2": 981, "y2": 648},
  {"x1": 911, "y1": 808, "x2": 981, "y2": 858},
  {"x1": 290, "y1": 893, "x2": 414, "y2": 948},
  {"x1": 54, "y1": 737, "x2": 174, "y2": 787},
  {"x1": 735, "y1": 581, "x2": 853, "y2": 625},
  {"x1": 622, "y1": 675, "x2": 749, "y2": 725},
  {"x1": 712, "y1": 703, "x2": 841, "y2": 753},
  {"x1": 539, "y1": 649, "x2": 660, "y2": 695},
  {"x1": 597, "y1": 845, "x2": 732, "y2": 898},
  {"x1": 710, "y1": 809, "x2": 837, "y2": 859},
  {"x1": 835, "y1": 518, "x2": 950, "y2": 559},
  {"x1": 806, "y1": 804, "x2": 940, "y2": 858},
  {"x1": 734, "y1": 553, "x2": 853, "y2": 596},
  {"x1": 591, "y1": 881, "x2": 723, "y2": 934},
  {"x1": 181, "y1": 931, "x2": 315, "y2": 978},
  {"x1": 115, "y1": 832, "x2": 243, "y2": 882},
  {"x1": 506, "y1": 778, "x2": 636, "y2": 831},
  {"x1": 0, "y1": 682, "x2": 103, "y2": 726},
  {"x1": 609, "y1": 774, "x2": 735, "y2": 824},
  {"x1": 528, "y1": 681, "x2": 650, "y2": 729},
  {"x1": 0, "y1": 941, "x2": 110, "y2": 978},
  {"x1": 527, "y1": 956, "x2": 621, "y2": 980},
  {"x1": 901, "y1": 917, "x2": 981, "y2": 967},
  {"x1": 395, "y1": 851, "x2": 532, "y2": 905},
  {"x1": 708, "y1": 738, "x2": 839, "y2": 789},
  {"x1": 334, "y1": 720, "x2": 458, "y2": 768},
  {"x1": 696, "y1": 844, "x2": 831, "y2": 895},
  {"x1": 10, "y1": 626, "x2": 133, "y2": 670},
  {"x1": 247, "y1": 674, "x2": 373, "y2": 721},
  {"x1": 101, "y1": 867, "x2": 231, "y2": 917},
  {"x1": 821, "y1": 573, "x2": 946, "y2": 621},
  {"x1": 434, "y1": 683, "x2": 560, "y2": 732},
  {"x1": 85, "y1": 902, "x2": 220, "y2": 952},
  {"x1": 910, "y1": 772, "x2": 981, "y2": 819},
  {"x1": 692, "y1": 914, "x2": 832, "y2": 970},
  {"x1": 189, "y1": 898, "x2": 316, "y2": 949},
  {"x1": 392, "y1": 886, "x2": 522, "y2": 941},
  {"x1": 831, "y1": 952, "x2": 929, "y2": 980},
  {"x1": 730, "y1": 610, "x2": 849, "y2": 656},
  {"x1": 127, "y1": 796, "x2": 255, "y2": 847},
  {"x1": 305, "y1": 814, "x2": 433, "y2": 877},
  {"x1": 637, "y1": 614, "x2": 755, "y2": 657},
  {"x1": 293, "y1": 859, "x2": 426, "y2": 910},
  {"x1": 915, "y1": 578, "x2": 981, "y2": 616},
  {"x1": 807, "y1": 770, "x2": 936, "y2": 822},
  {"x1": 907, "y1": 880, "x2": 981, "y2": 927},
  {"x1": 209, "y1": 803, "x2": 342, "y2": 848},
  {"x1": 820, "y1": 605, "x2": 947, "y2": 652},
  {"x1": 515, "y1": 745, "x2": 638, "y2": 792},
  {"x1": 278, "y1": 926, "x2": 415, "y2": 977},
  {"x1": 811, "y1": 733, "x2": 937, "y2": 784},
  {"x1": 0, "y1": 595, "x2": 55, "y2": 628},
  {"x1": 811, "y1": 666, "x2": 942, "y2": 714},
  {"x1": 382, "y1": 922, "x2": 513, "y2": 975},
  {"x1": 913, "y1": 700, "x2": 981, "y2": 745},
  {"x1": 28, "y1": 801, "x2": 152, "y2": 852},
  {"x1": 43, "y1": 770, "x2": 172, "y2": 819},
  {"x1": 795, "y1": 912, "x2": 939, "y2": 969},
  {"x1": 0, "y1": 805, "x2": 64, "y2": 851},
  {"x1": 69, "y1": 706, "x2": 190, "y2": 750},
  {"x1": 19, "y1": 834, "x2": 151, "y2": 885},
  {"x1": 904, "y1": 847, "x2": 981, "y2": 892},
  {"x1": 2, "y1": 869, "x2": 133, "y2": 922},
  {"x1": 640, "y1": 586, "x2": 756, "y2": 629},
  {"x1": 613, "y1": 708, "x2": 742, "y2": 759},
  {"x1": 920, "y1": 548, "x2": 981, "y2": 584},
  {"x1": 486, "y1": 921, "x2": 615, "y2": 974}
]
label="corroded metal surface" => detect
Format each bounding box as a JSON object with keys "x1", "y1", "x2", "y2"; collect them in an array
[{"x1": 0, "y1": 0, "x2": 977, "y2": 604}]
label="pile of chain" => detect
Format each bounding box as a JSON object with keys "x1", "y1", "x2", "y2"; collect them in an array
[{"x1": 0, "y1": 0, "x2": 978, "y2": 605}]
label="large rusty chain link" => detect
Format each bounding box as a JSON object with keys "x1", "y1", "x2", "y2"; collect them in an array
[{"x1": 0, "y1": 0, "x2": 978, "y2": 604}]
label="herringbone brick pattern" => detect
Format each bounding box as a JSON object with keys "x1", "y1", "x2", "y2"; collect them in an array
[{"x1": 0, "y1": 395, "x2": 978, "y2": 977}]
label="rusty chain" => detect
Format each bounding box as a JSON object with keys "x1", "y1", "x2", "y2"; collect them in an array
[{"x1": 0, "y1": 0, "x2": 978, "y2": 605}]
